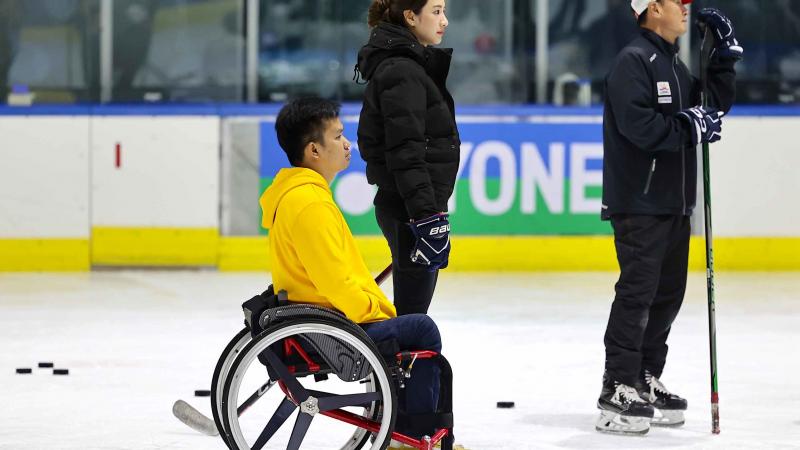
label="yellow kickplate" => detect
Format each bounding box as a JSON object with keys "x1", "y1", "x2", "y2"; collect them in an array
[
  {"x1": 91, "y1": 227, "x2": 218, "y2": 266},
  {"x1": 0, "y1": 239, "x2": 89, "y2": 271},
  {"x1": 2, "y1": 234, "x2": 796, "y2": 272},
  {"x1": 217, "y1": 235, "x2": 800, "y2": 272}
]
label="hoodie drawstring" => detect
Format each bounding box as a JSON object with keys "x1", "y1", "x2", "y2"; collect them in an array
[{"x1": 353, "y1": 64, "x2": 367, "y2": 85}]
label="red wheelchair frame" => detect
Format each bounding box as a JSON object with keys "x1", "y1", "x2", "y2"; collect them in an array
[{"x1": 279, "y1": 340, "x2": 451, "y2": 450}]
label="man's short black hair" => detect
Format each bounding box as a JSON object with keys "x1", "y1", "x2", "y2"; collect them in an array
[{"x1": 275, "y1": 97, "x2": 341, "y2": 166}]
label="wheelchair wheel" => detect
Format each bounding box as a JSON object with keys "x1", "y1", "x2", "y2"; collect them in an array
[
  {"x1": 221, "y1": 320, "x2": 397, "y2": 450},
  {"x1": 211, "y1": 327, "x2": 251, "y2": 449}
]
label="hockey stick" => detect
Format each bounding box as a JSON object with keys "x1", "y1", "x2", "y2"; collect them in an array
[
  {"x1": 172, "y1": 399, "x2": 219, "y2": 436},
  {"x1": 374, "y1": 262, "x2": 393, "y2": 286},
  {"x1": 173, "y1": 263, "x2": 394, "y2": 436},
  {"x1": 172, "y1": 380, "x2": 275, "y2": 436},
  {"x1": 697, "y1": 21, "x2": 721, "y2": 435}
]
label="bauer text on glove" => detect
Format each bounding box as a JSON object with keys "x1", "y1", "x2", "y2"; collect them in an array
[{"x1": 409, "y1": 213, "x2": 450, "y2": 271}]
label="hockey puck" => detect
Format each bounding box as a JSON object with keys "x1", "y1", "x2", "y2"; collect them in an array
[
  {"x1": 53, "y1": 369, "x2": 69, "y2": 375},
  {"x1": 38, "y1": 362, "x2": 54, "y2": 368},
  {"x1": 16, "y1": 368, "x2": 32, "y2": 374},
  {"x1": 496, "y1": 401, "x2": 515, "y2": 409},
  {"x1": 194, "y1": 389, "x2": 211, "y2": 397}
]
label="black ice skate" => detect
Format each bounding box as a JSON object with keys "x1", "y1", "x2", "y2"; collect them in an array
[
  {"x1": 596, "y1": 374, "x2": 654, "y2": 435},
  {"x1": 636, "y1": 370, "x2": 687, "y2": 427}
]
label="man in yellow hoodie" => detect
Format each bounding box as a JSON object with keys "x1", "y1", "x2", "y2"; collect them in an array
[{"x1": 259, "y1": 97, "x2": 443, "y2": 444}]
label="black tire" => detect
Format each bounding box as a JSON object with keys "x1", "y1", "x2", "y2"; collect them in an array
[{"x1": 211, "y1": 327, "x2": 251, "y2": 449}]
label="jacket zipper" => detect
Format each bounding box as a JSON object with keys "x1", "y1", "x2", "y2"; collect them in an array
[
  {"x1": 644, "y1": 158, "x2": 656, "y2": 194},
  {"x1": 673, "y1": 54, "x2": 686, "y2": 215}
]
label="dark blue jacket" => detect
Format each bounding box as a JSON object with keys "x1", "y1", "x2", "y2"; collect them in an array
[{"x1": 601, "y1": 29, "x2": 736, "y2": 219}]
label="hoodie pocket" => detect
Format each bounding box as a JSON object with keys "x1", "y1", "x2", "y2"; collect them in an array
[{"x1": 643, "y1": 158, "x2": 656, "y2": 195}]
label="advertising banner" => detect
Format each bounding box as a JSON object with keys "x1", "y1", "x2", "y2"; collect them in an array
[{"x1": 260, "y1": 115, "x2": 611, "y2": 235}]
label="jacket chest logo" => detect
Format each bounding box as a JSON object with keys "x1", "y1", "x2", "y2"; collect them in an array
[{"x1": 657, "y1": 81, "x2": 672, "y2": 104}]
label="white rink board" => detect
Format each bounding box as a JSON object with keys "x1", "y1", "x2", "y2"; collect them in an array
[
  {"x1": 0, "y1": 114, "x2": 799, "y2": 239},
  {"x1": 90, "y1": 116, "x2": 220, "y2": 227},
  {"x1": 711, "y1": 117, "x2": 800, "y2": 236},
  {"x1": 0, "y1": 116, "x2": 90, "y2": 238}
]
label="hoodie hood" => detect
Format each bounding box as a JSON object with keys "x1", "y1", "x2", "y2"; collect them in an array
[
  {"x1": 356, "y1": 22, "x2": 427, "y2": 82},
  {"x1": 260, "y1": 167, "x2": 330, "y2": 230}
]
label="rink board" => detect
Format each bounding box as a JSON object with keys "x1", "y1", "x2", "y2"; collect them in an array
[
  {"x1": 0, "y1": 105, "x2": 799, "y2": 270},
  {"x1": 259, "y1": 115, "x2": 609, "y2": 235}
]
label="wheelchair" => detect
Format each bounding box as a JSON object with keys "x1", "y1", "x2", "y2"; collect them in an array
[{"x1": 210, "y1": 286, "x2": 455, "y2": 450}]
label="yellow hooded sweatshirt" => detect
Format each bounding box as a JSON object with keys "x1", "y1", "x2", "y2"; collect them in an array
[{"x1": 260, "y1": 167, "x2": 396, "y2": 324}]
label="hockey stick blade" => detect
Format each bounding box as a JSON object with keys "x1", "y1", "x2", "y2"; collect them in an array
[{"x1": 172, "y1": 399, "x2": 219, "y2": 436}]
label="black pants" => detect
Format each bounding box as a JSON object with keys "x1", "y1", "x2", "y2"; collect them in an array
[
  {"x1": 375, "y1": 206, "x2": 439, "y2": 315},
  {"x1": 604, "y1": 214, "x2": 690, "y2": 386}
]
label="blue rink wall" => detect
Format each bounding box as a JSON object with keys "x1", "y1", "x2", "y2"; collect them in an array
[{"x1": 0, "y1": 104, "x2": 798, "y2": 271}]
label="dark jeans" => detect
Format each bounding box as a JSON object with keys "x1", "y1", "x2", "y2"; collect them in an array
[
  {"x1": 375, "y1": 206, "x2": 439, "y2": 315},
  {"x1": 604, "y1": 214, "x2": 690, "y2": 386},
  {"x1": 362, "y1": 314, "x2": 441, "y2": 437}
]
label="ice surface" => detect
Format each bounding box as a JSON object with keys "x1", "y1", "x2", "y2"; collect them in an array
[{"x1": 1, "y1": 271, "x2": 798, "y2": 449}]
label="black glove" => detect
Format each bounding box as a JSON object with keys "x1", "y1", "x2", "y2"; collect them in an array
[
  {"x1": 409, "y1": 213, "x2": 450, "y2": 271},
  {"x1": 697, "y1": 8, "x2": 743, "y2": 61},
  {"x1": 678, "y1": 106, "x2": 724, "y2": 146}
]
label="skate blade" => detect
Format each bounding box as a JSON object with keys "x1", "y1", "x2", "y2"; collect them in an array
[
  {"x1": 595, "y1": 410, "x2": 650, "y2": 435},
  {"x1": 650, "y1": 408, "x2": 685, "y2": 427}
]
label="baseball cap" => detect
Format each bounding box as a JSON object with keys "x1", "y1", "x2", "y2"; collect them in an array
[{"x1": 631, "y1": 0, "x2": 692, "y2": 16}]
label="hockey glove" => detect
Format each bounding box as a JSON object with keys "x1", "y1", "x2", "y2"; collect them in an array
[
  {"x1": 409, "y1": 213, "x2": 450, "y2": 271},
  {"x1": 697, "y1": 8, "x2": 743, "y2": 62},
  {"x1": 678, "y1": 106, "x2": 724, "y2": 146}
]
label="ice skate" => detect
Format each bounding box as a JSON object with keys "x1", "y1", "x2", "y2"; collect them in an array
[
  {"x1": 637, "y1": 370, "x2": 687, "y2": 427},
  {"x1": 596, "y1": 374, "x2": 654, "y2": 435}
]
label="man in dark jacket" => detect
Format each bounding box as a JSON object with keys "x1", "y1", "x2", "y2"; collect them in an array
[
  {"x1": 597, "y1": 0, "x2": 741, "y2": 435},
  {"x1": 356, "y1": 6, "x2": 460, "y2": 316}
]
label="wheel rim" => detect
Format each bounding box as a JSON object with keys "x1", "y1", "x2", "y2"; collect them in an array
[
  {"x1": 224, "y1": 323, "x2": 393, "y2": 450},
  {"x1": 212, "y1": 328, "x2": 252, "y2": 447}
]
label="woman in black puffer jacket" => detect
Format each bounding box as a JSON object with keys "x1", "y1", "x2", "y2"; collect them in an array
[{"x1": 356, "y1": 0, "x2": 460, "y2": 316}]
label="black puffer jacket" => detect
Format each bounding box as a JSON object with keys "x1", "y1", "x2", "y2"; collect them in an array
[
  {"x1": 356, "y1": 23, "x2": 460, "y2": 221},
  {"x1": 602, "y1": 29, "x2": 736, "y2": 219}
]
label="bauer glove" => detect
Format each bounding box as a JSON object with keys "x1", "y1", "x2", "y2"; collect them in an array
[
  {"x1": 409, "y1": 213, "x2": 450, "y2": 271},
  {"x1": 678, "y1": 106, "x2": 724, "y2": 146},
  {"x1": 697, "y1": 8, "x2": 744, "y2": 62}
]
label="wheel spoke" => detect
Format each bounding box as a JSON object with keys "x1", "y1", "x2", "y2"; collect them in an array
[
  {"x1": 286, "y1": 411, "x2": 314, "y2": 450},
  {"x1": 317, "y1": 392, "x2": 381, "y2": 411},
  {"x1": 261, "y1": 348, "x2": 309, "y2": 402},
  {"x1": 251, "y1": 397, "x2": 296, "y2": 450}
]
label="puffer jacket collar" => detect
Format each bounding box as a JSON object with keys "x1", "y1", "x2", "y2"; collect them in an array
[{"x1": 356, "y1": 22, "x2": 453, "y2": 85}]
